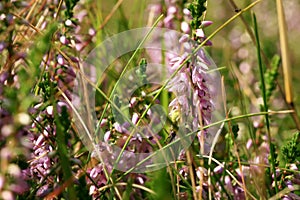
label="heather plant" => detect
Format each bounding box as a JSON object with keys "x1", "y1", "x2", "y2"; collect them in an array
[{"x1": 0, "y1": 0, "x2": 300, "y2": 200}]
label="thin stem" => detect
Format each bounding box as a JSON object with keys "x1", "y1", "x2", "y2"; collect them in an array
[
  {"x1": 186, "y1": 149, "x2": 198, "y2": 200},
  {"x1": 252, "y1": 13, "x2": 279, "y2": 193},
  {"x1": 97, "y1": 0, "x2": 125, "y2": 30}
]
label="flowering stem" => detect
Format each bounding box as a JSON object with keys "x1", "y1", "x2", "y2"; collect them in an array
[
  {"x1": 81, "y1": 0, "x2": 263, "y2": 189},
  {"x1": 134, "y1": 0, "x2": 262, "y2": 154},
  {"x1": 186, "y1": 149, "x2": 198, "y2": 200},
  {"x1": 118, "y1": 0, "x2": 262, "y2": 176},
  {"x1": 51, "y1": 75, "x2": 77, "y2": 199}
]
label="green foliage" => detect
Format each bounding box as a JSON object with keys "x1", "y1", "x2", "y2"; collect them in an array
[
  {"x1": 136, "y1": 58, "x2": 147, "y2": 84},
  {"x1": 269, "y1": 142, "x2": 279, "y2": 167},
  {"x1": 54, "y1": 99, "x2": 76, "y2": 199},
  {"x1": 38, "y1": 72, "x2": 52, "y2": 101},
  {"x1": 75, "y1": 176, "x2": 92, "y2": 200},
  {"x1": 188, "y1": 0, "x2": 207, "y2": 30},
  {"x1": 147, "y1": 168, "x2": 173, "y2": 200},
  {"x1": 27, "y1": 23, "x2": 57, "y2": 74},
  {"x1": 65, "y1": 0, "x2": 80, "y2": 19},
  {"x1": 231, "y1": 124, "x2": 239, "y2": 139},
  {"x1": 122, "y1": 176, "x2": 134, "y2": 200},
  {"x1": 281, "y1": 132, "x2": 300, "y2": 163},
  {"x1": 264, "y1": 55, "x2": 280, "y2": 102},
  {"x1": 26, "y1": 23, "x2": 57, "y2": 96},
  {"x1": 2, "y1": 0, "x2": 300, "y2": 199},
  {"x1": 113, "y1": 94, "x2": 125, "y2": 124},
  {"x1": 17, "y1": 24, "x2": 57, "y2": 109},
  {"x1": 225, "y1": 130, "x2": 234, "y2": 160}
]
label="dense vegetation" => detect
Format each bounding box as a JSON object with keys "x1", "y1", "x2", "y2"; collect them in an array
[{"x1": 0, "y1": 0, "x2": 299, "y2": 199}]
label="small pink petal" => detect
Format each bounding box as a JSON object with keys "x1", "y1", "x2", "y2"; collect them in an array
[
  {"x1": 104, "y1": 131, "x2": 111, "y2": 142},
  {"x1": 181, "y1": 22, "x2": 190, "y2": 34},
  {"x1": 196, "y1": 29, "x2": 205, "y2": 38},
  {"x1": 60, "y1": 35, "x2": 67, "y2": 45},
  {"x1": 167, "y1": 6, "x2": 177, "y2": 15},
  {"x1": 202, "y1": 21, "x2": 213, "y2": 27},
  {"x1": 132, "y1": 113, "x2": 139, "y2": 124},
  {"x1": 179, "y1": 34, "x2": 190, "y2": 43}
]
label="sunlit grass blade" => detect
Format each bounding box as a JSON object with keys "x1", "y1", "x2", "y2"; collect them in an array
[
  {"x1": 276, "y1": 0, "x2": 292, "y2": 104},
  {"x1": 275, "y1": 0, "x2": 300, "y2": 130}
]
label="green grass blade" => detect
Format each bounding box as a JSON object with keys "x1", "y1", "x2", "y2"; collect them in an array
[{"x1": 252, "y1": 13, "x2": 279, "y2": 194}]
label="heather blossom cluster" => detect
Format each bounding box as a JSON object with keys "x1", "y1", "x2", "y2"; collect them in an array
[
  {"x1": 148, "y1": 1, "x2": 216, "y2": 144},
  {"x1": 167, "y1": 33, "x2": 215, "y2": 154},
  {"x1": 147, "y1": 0, "x2": 224, "y2": 198},
  {"x1": 1, "y1": 0, "x2": 97, "y2": 198},
  {"x1": 0, "y1": 72, "x2": 31, "y2": 199},
  {"x1": 0, "y1": 1, "x2": 33, "y2": 199}
]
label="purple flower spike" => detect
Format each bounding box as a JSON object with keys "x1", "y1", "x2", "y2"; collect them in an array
[{"x1": 167, "y1": 34, "x2": 216, "y2": 154}]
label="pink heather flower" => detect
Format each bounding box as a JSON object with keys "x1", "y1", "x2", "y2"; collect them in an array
[
  {"x1": 148, "y1": 4, "x2": 162, "y2": 15},
  {"x1": 183, "y1": 8, "x2": 191, "y2": 17},
  {"x1": 201, "y1": 21, "x2": 213, "y2": 27},
  {"x1": 86, "y1": 164, "x2": 108, "y2": 199},
  {"x1": 88, "y1": 28, "x2": 96, "y2": 36},
  {"x1": 167, "y1": 6, "x2": 177, "y2": 15},
  {"x1": 74, "y1": 10, "x2": 87, "y2": 22},
  {"x1": 213, "y1": 165, "x2": 223, "y2": 174},
  {"x1": 65, "y1": 19, "x2": 73, "y2": 27},
  {"x1": 148, "y1": 0, "x2": 191, "y2": 32},
  {"x1": 168, "y1": 35, "x2": 214, "y2": 153},
  {"x1": 196, "y1": 29, "x2": 205, "y2": 38},
  {"x1": 181, "y1": 21, "x2": 190, "y2": 33},
  {"x1": 163, "y1": 14, "x2": 175, "y2": 29},
  {"x1": 59, "y1": 35, "x2": 68, "y2": 45},
  {"x1": 132, "y1": 113, "x2": 139, "y2": 124},
  {"x1": 194, "y1": 22, "x2": 213, "y2": 46}
]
